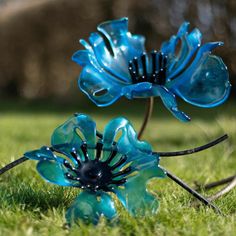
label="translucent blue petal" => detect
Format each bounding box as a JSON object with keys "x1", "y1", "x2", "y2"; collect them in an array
[
  {"x1": 167, "y1": 28, "x2": 202, "y2": 79},
  {"x1": 161, "y1": 22, "x2": 189, "y2": 55},
  {"x1": 66, "y1": 191, "x2": 116, "y2": 225},
  {"x1": 161, "y1": 36, "x2": 177, "y2": 55},
  {"x1": 170, "y1": 42, "x2": 231, "y2": 107},
  {"x1": 122, "y1": 82, "x2": 153, "y2": 99},
  {"x1": 96, "y1": 17, "x2": 146, "y2": 81},
  {"x1": 24, "y1": 146, "x2": 56, "y2": 161},
  {"x1": 158, "y1": 86, "x2": 190, "y2": 122},
  {"x1": 79, "y1": 64, "x2": 123, "y2": 107},
  {"x1": 36, "y1": 160, "x2": 75, "y2": 187},
  {"x1": 114, "y1": 164, "x2": 166, "y2": 216},
  {"x1": 173, "y1": 54, "x2": 231, "y2": 107},
  {"x1": 121, "y1": 84, "x2": 190, "y2": 122},
  {"x1": 51, "y1": 114, "x2": 97, "y2": 160},
  {"x1": 72, "y1": 50, "x2": 101, "y2": 71},
  {"x1": 74, "y1": 17, "x2": 145, "y2": 84},
  {"x1": 102, "y1": 117, "x2": 152, "y2": 164}
]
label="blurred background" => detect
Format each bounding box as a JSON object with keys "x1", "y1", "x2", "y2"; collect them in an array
[{"x1": 0, "y1": 0, "x2": 235, "y2": 103}]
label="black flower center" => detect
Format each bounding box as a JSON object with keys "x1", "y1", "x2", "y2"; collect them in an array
[
  {"x1": 128, "y1": 51, "x2": 168, "y2": 85},
  {"x1": 61, "y1": 142, "x2": 132, "y2": 192}
]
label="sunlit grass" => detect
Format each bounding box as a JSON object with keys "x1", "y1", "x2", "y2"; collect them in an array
[{"x1": 0, "y1": 99, "x2": 235, "y2": 236}]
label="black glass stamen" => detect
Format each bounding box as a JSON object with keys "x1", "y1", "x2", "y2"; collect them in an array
[
  {"x1": 70, "y1": 150, "x2": 81, "y2": 166},
  {"x1": 80, "y1": 143, "x2": 89, "y2": 161},
  {"x1": 110, "y1": 179, "x2": 127, "y2": 186},
  {"x1": 105, "y1": 149, "x2": 118, "y2": 164},
  {"x1": 95, "y1": 142, "x2": 103, "y2": 160},
  {"x1": 128, "y1": 51, "x2": 168, "y2": 86},
  {"x1": 112, "y1": 166, "x2": 132, "y2": 177},
  {"x1": 141, "y1": 53, "x2": 147, "y2": 79},
  {"x1": 65, "y1": 173, "x2": 80, "y2": 181},
  {"x1": 133, "y1": 57, "x2": 139, "y2": 75},
  {"x1": 63, "y1": 143, "x2": 131, "y2": 191},
  {"x1": 151, "y1": 50, "x2": 157, "y2": 75},
  {"x1": 110, "y1": 155, "x2": 127, "y2": 170},
  {"x1": 63, "y1": 160, "x2": 77, "y2": 172}
]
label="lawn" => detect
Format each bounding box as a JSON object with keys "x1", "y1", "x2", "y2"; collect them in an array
[{"x1": 0, "y1": 99, "x2": 235, "y2": 236}]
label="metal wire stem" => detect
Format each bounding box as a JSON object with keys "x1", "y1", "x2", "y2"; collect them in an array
[{"x1": 138, "y1": 97, "x2": 154, "y2": 139}]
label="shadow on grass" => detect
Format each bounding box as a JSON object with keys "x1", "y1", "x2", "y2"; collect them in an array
[{"x1": 0, "y1": 177, "x2": 77, "y2": 212}]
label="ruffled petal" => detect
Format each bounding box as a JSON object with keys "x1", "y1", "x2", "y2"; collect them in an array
[
  {"x1": 74, "y1": 18, "x2": 145, "y2": 85},
  {"x1": 161, "y1": 22, "x2": 202, "y2": 80},
  {"x1": 102, "y1": 116, "x2": 152, "y2": 164},
  {"x1": 158, "y1": 86, "x2": 190, "y2": 122},
  {"x1": 66, "y1": 191, "x2": 116, "y2": 225},
  {"x1": 161, "y1": 22, "x2": 189, "y2": 55},
  {"x1": 79, "y1": 64, "x2": 123, "y2": 107},
  {"x1": 122, "y1": 82, "x2": 153, "y2": 99},
  {"x1": 36, "y1": 159, "x2": 75, "y2": 187},
  {"x1": 167, "y1": 28, "x2": 202, "y2": 79},
  {"x1": 170, "y1": 43, "x2": 231, "y2": 107},
  {"x1": 24, "y1": 146, "x2": 56, "y2": 161},
  {"x1": 51, "y1": 114, "x2": 97, "y2": 160},
  {"x1": 114, "y1": 163, "x2": 166, "y2": 216},
  {"x1": 95, "y1": 17, "x2": 145, "y2": 81},
  {"x1": 25, "y1": 146, "x2": 77, "y2": 186}
]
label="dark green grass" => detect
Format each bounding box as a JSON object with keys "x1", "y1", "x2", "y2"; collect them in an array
[{"x1": 0, "y1": 99, "x2": 235, "y2": 235}]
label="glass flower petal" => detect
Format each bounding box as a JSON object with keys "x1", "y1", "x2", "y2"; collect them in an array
[
  {"x1": 114, "y1": 162, "x2": 166, "y2": 216},
  {"x1": 79, "y1": 63, "x2": 123, "y2": 107},
  {"x1": 51, "y1": 113, "x2": 97, "y2": 160},
  {"x1": 66, "y1": 190, "x2": 116, "y2": 225},
  {"x1": 170, "y1": 43, "x2": 231, "y2": 107},
  {"x1": 24, "y1": 146, "x2": 56, "y2": 161},
  {"x1": 102, "y1": 116, "x2": 153, "y2": 163},
  {"x1": 36, "y1": 159, "x2": 75, "y2": 187},
  {"x1": 158, "y1": 86, "x2": 190, "y2": 122}
]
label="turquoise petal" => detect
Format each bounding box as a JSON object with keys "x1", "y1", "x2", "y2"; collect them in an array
[
  {"x1": 122, "y1": 82, "x2": 153, "y2": 99},
  {"x1": 102, "y1": 116, "x2": 152, "y2": 163},
  {"x1": 72, "y1": 48, "x2": 124, "y2": 107},
  {"x1": 79, "y1": 64, "x2": 123, "y2": 107},
  {"x1": 24, "y1": 146, "x2": 56, "y2": 161},
  {"x1": 114, "y1": 163, "x2": 166, "y2": 216},
  {"x1": 66, "y1": 191, "x2": 117, "y2": 225},
  {"x1": 158, "y1": 86, "x2": 190, "y2": 122},
  {"x1": 96, "y1": 17, "x2": 145, "y2": 81},
  {"x1": 51, "y1": 114, "x2": 97, "y2": 160},
  {"x1": 171, "y1": 44, "x2": 231, "y2": 107},
  {"x1": 36, "y1": 160, "x2": 75, "y2": 187},
  {"x1": 74, "y1": 18, "x2": 145, "y2": 83},
  {"x1": 161, "y1": 22, "x2": 189, "y2": 55},
  {"x1": 167, "y1": 28, "x2": 202, "y2": 79}
]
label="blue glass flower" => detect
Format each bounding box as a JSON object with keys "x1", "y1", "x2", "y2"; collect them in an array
[
  {"x1": 72, "y1": 17, "x2": 231, "y2": 121},
  {"x1": 24, "y1": 114, "x2": 166, "y2": 225}
]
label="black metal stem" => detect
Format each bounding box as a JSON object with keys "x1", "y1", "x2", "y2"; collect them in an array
[
  {"x1": 0, "y1": 156, "x2": 28, "y2": 176},
  {"x1": 207, "y1": 176, "x2": 236, "y2": 201},
  {"x1": 162, "y1": 167, "x2": 222, "y2": 214},
  {"x1": 97, "y1": 132, "x2": 228, "y2": 157},
  {"x1": 138, "y1": 97, "x2": 154, "y2": 140},
  {"x1": 155, "y1": 134, "x2": 228, "y2": 157},
  {"x1": 196, "y1": 174, "x2": 236, "y2": 191}
]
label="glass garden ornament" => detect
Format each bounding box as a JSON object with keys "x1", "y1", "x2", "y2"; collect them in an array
[
  {"x1": 0, "y1": 114, "x2": 228, "y2": 224},
  {"x1": 72, "y1": 17, "x2": 231, "y2": 137},
  {"x1": 23, "y1": 113, "x2": 166, "y2": 224}
]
